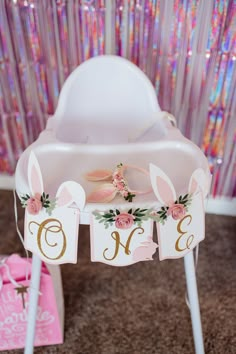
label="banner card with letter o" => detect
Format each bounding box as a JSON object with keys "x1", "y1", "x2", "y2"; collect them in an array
[{"x1": 21, "y1": 152, "x2": 86, "y2": 264}]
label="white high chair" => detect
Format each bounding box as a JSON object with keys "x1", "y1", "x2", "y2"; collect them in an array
[{"x1": 15, "y1": 55, "x2": 207, "y2": 354}]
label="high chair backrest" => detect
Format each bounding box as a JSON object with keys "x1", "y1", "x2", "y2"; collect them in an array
[{"x1": 54, "y1": 55, "x2": 161, "y2": 144}]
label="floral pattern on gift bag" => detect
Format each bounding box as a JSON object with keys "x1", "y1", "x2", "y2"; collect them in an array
[
  {"x1": 0, "y1": 255, "x2": 63, "y2": 350},
  {"x1": 21, "y1": 152, "x2": 86, "y2": 264},
  {"x1": 150, "y1": 164, "x2": 210, "y2": 260},
  {"x1": 90, "y1": 208, "x2": 158, "y2": 266}
]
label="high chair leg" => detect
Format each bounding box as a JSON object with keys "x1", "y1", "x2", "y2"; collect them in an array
[
  {"x1": 184, "y1": 250, "x2": 205, "y2": 354},
  {"x1": 24, "y1": 255, "x2": 42, "y2": 354}
]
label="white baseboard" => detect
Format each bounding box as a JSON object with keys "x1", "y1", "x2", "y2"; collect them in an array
[
  {"x1": 0, "y1": 174, "x2": 235, "y2": 216},
  {"x1": 205, "y1": 197, "x2": 236, "y2": 216},
  {"x1": 0, "y1": 174, "x2": 15, "y2": 190}
]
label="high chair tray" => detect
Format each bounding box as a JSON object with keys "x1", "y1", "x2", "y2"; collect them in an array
[{"x1": 15, "y1": 126, "x2": 209, "y2": 217}]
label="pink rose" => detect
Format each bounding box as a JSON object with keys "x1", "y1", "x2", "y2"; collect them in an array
[
  {"x1": 27, "y1": 195, "x2": 42, "y2": 215},
  {"x1": 114, "y1": 212, "x2": 135, "y2": 229},
  {"x1": 167, "y1": 204, "x2": 186, "y2": 220},
  {"x1": 116, "y1": 181, "x2": 125, "y2": 191},
  {"x1": 121, "y1": 190, "x2": 128, "y2": 197},
  {"x1": 113, "y1": 173, "x2": 123, "y2": 181}
]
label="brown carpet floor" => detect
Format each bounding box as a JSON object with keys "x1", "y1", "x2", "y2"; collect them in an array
[{"x1": 0, "y1": 190, "x2": 235, "y2": 354}]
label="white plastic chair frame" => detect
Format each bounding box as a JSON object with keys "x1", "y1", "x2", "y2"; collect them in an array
[{"x1": 15, "y1": 56, "x2": 205, "y2": 354}]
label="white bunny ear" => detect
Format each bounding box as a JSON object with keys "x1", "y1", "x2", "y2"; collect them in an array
[
  {"x1": 28, "y1": 152, "x2": 44, "y2": 195},
  {"x1": 149, "y1": 164, "x2": 176, "y2": 205},
  {"x1": 189, "y1": 168, "x2": 208, "y2": 196},
  {"x1": 56, "y1": 181, "x2": 86, "y2": 210}
]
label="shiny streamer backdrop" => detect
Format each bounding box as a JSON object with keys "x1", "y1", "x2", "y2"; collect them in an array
[{"x1": 0, "y1": 0, "x2": 235, "y2": 198}]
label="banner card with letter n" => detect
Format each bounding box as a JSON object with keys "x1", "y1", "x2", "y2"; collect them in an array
[{"x1": 90, "y1": 207, "x2": 158, "y2": 266}]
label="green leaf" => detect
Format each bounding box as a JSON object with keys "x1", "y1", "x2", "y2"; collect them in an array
[
  {"x1": 142, "y1": 215, "x2": 149, "y2": 220},
  {"x1": 139, "y1": 209, "x2": 148, "y2": 212},
  {"x1": 103, "y1": 213, "x2": 113, "y2": 218},
  {"x1": 128, "y1": 208, "x2": 132, "y2": 214},
  {"x1": 109, "y1": 209, "x2": 114, "y2": 214},
  {"x1": 116, "y1": 209, "x2": 120, "y2": 215},
  {"x1": 161, "y1": 207, "x2": 165, "y2": 211},
  {"x1": 46, "y1": 194, "x2": 49, "y2": 199}
]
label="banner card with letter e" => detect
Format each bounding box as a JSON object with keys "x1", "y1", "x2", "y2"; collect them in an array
[{"x1": 150, "y1": 164, "x2": 209, "y2": 260}]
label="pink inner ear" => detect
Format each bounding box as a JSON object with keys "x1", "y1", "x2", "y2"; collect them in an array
[
  {"x1": 87, "y1": 184, "x2": 117, "y2": 203},
  {"x1": 85, "y1": 169, "x2": 112, "y2": 181},
  {"x1": 57, "y1": 187, "x2": 72, "y2": 207},
  {"x1": 31, "y1": 165, "x2": 43, "y2": 194},
  {"x1": 156, "y1": 176, "x2": 175, "y2": 205},
  {"x1": 189, "y1": 178, "x2": 198, "y2": 194}
]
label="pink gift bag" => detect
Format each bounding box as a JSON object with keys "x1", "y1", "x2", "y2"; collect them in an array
[{"x1": 0, "y1": 254, "x2": 64, "y2": 350}]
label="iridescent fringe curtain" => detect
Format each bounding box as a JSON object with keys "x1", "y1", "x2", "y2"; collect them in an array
[{"x1": 0, "y1": 0, "x2": 235, "y2": 197}]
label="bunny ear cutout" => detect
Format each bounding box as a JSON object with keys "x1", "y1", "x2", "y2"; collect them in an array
[
  {"x1": 28, "y1": 152, "x2": 44, "y2": 195},
  {"x1": 189, "y1": 168, "x2": 209, "y2": 197},
  {"x1": 85, "y1": 169, "x2": 113, "y2": 181},
  {"x1": 87, "y1": 183, "x2": 117, "y2": 203},
  {"x1": 149, "y1": 164, "x2": 176, "y2": 205},
  {"x1": 56, "y1": 181, "x2": 86, "y2": 210}
]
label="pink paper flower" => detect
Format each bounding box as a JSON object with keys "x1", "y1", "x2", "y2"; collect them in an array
[
  {"x1": 167, "y1": 204, "x2": 186, "y2": 220},
  {"x1": 114, "y1": 212, "x2": 135, "y2": 229},
  {"x1": 150, "y1": 210, "x2": 158, "y2": 216},
  {"x1": 26, "y1": 195, "x2": 42, "y2": 215}
]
